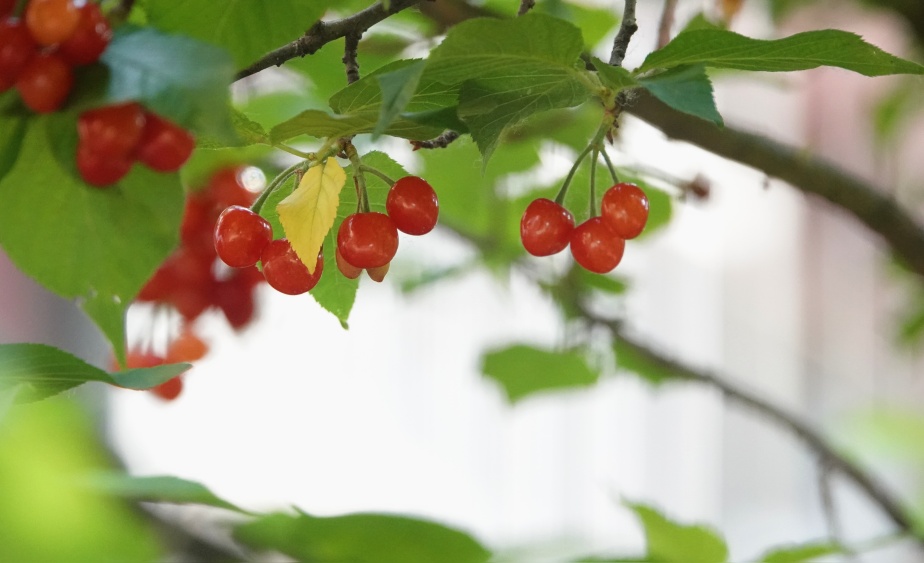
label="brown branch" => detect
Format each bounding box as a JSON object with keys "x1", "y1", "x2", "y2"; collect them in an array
[
  {"x1": 625, "y1": 90, "x2": 924, "y2": 281},
  {"x1": 656, "y1": 0, "x2": 679, "y2": 49},
  {"x1": 343, "y1": 31, "x2": 362, "y2": 85},
  {"x1": 517, "y1": 0, "x2": 536, "y2": 17},
  {"x1": 578, "y1": 308, "x2": 921, "y2": 543},
  {"x1": 235, "y1": 0, "x2": 423, "y2": 81},
  {"x1": 609, "y1": 0, "x2": 638, "y2": 66},
  {"x1": 410, "y1": 130, "x2": 461, "y2": 150}
]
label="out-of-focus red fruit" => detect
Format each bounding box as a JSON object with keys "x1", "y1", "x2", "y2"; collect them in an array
[
  {"x1": 215, "y1": 278, "x2": 256, "y2": 329},
  {"x1": 151, "y1": 376, "x2": 183, "y2": 401},
  {"x1": 166, "y1": 328, "x2": 209, "y2": 363}
]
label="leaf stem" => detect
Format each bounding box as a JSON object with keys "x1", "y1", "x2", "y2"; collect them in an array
[
  {"x1": 359, "y1": 165, "x2": 396, "y2": 186},
  {"x1": 273, "y1": 143, "x2": 315, "y2": 160}
]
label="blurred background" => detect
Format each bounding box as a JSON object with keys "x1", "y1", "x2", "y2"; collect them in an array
[{"x1": 3, "y1": 0, "x2": 924, "y2": 561}]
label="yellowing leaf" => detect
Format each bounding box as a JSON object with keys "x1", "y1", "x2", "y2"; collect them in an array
[{"x1": 277, "y1": 159, "x2": 346, "y2": 274}]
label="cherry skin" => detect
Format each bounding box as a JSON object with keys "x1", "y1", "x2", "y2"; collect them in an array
[
  {"x1": 601, "y1": 182, "x2": 649, "y2": 239},
  {"x1": 520, "y1": 198, "x2": 575, "y2": 256},
  {"x1": 335, "y1": 246, "x2": 362, "y2": 279},
  {"x1": 78, "y1": 102, "x2": 146, "y2": 159},
  {"x1": 76, "y1": 143, "x2": 133, "y2": 186},
  {"x1": 261, "y1": 239, "x2": 323, "y2": 295},
  {"x1": 0, "y1": 19, "x2": 37, "y2": 89},
  {"x1": 206, "y1": 166, "x2": 255, "y2": 208},
  {"x1": 214, "y1": 205, "x2": 273, "y2": 268},
  {"x1": 215, "y1": 276, "x2": 256, "y2": 329},
  {"x1": 569, "y1": 217, "x2": 625, "y2": 274},
  {"x1": 58, "y1": 2, "x2": 111, "y2": 66},
  {"x1": 25, "y1": 0, "x2": 80, "y2": 46},
  {"x1": 15, "y1": 52, "x2": 72, "y2": 113},
  {"x1": 386, "y1": 176, "x2": 439, "y2": 235},
  {"x1": 166, "y1": 328, "x2": 209, "y2": 363},
  {"x1": 337, "y1": 212, "x2": 399, "y2": 269},
  {"x1": 0, "y1": 0, "x2": 15, "y2": 17},
  {"x1": 366, "y1": 262, "x2": 390, "y2": 283},
  {"x1": 151, "y1": 376, "x2": 183, "y2": 401},
  {"x1": 135, "y1": 112, "x2": 195, "y2": 172}
]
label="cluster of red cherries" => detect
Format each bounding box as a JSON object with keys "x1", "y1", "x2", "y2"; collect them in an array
[
  {"x1": 1, "y1": 0, "x2": 109, "y2": 110},
  {"x1": 213, "y1": 174, "x2": 439, "y2": 294},
  {"x1": 520, "y1": 182, "x2": 650, "y2": 273},
  {"x1": 0, "y1": 0, "x2": 195, "y2": 187},
  {"x1": 122, "y1": 166, "x2": 267, "y2": 401}
]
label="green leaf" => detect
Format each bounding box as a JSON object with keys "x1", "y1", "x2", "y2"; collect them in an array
[
  {"x1": 374, "y1": 60, "x2": 427, "y2": 137},
  {"x1": 0, "y1": 117, "x2": 184, "y2": 363},
  {"x1": 270, "y1": 109, "x2": 444, "y2": 143},
  {"x1": 198, "y1": 108, "x2": 271, "y2": 149},
  {"x1": 639, "y1": 65, "x2": 723, "y2": 126},
  {"x1": 109, "y1": 364, "x2": 191, "y2": 390},
  {"x1": 423, "y1": 14, "x2": 592, "y2": 162},
  {"x1": 613, "y1": 339, "x2": 679, "y2": 387},
  {"x1": 626, "y1": 502, "x2": 728, "y2": 563},
  {"x1": 593, "y1": 57, "x2": 639, "y2": 92},
  {"x1": 83, "y1": 473, "x2": 251, "y2": 514},
  {"x1": 330, "y1": 59, "x2": 461, "y2": 116},
  {"x1": 639, "y1": 29, "x2": 924, "y2": 76},
  {"x1": 758, "y1": 542, "x2": 845, "y2": 562},
  {"x1": 101, "y1": 26, "x2": 236, "y2": 139},
  {"x1": 145, "y1": 0, "x2": 336, "y2": 69},
  {"x1": 235, "y1": 511, "x2": 491, "y2": 563},
  {"x1": 481, "y1": 344, "x2": 599, "y2": 403},
  {"x1": 0, "y1": 94, "x2": 27, "y2": 182}
]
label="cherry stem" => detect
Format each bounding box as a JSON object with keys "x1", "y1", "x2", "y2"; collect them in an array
[
  {"x1": 359, "y1": 165, "x2": 395, "y2": 186},
  {"x1": 554, "y1": 143, "x2": 594, "y2": 205},
  {"x1": 251, "y1": 160, "x2": 309, "y2": 216},
  {"x1": 589, "y1": 147, "x2": 599, "y2": 218},
  {"x1": 274, "y1": 143, "x2": 315, "y2": 160},
  {"x1": 345, "y1": 142, "x2": 370, "y2": 213},
  {"x1": 600, "y1": 149, "x2": 620, "y2": 183}
]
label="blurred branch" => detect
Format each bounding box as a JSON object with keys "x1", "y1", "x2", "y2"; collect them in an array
[
  {"x1": 609, "y1": 0, "x2": 638, "y2": 66},
  {"x1": 625, "y1": 90, "x2": 924, "y2": 281},
  {"x1": 517, "y1": 0, "x2": 535, "y2": 17},
  {"x1": 656, "y1": 0, "x2": 678, "y2": 49},
  {"x1": 235, "y1": 0, "x2": 422, "y2": 80}
]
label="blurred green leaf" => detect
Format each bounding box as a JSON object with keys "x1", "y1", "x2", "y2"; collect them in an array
[
  {"x1": 593, "y1": 57, "x2": 639, "y2": 92},
  {"x1": 758, "y1": 541, "x2": 845, "y2": 562},
  {"x1": 614, "y1": 339, "x2": 680, "y2": 387},
  {"x1": 482, "y1": 344, "x2": 599, "y2": 403},
  {"x1": 626, "y1": 502, "x2": 728, "y2": 563},
  {"x1": 109, "y1": 364, "x2": 191, "y2": 390},
  {"x1": 235, "y1": 511, "x2": 491, "y2": 563},
  {"x1": 84, "y1": 473, "x2": 251, "y2": 514}
]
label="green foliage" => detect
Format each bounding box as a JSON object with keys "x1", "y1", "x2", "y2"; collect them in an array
[
  {"x1": 145, "y1": 0, "x2": 337, "y2": 69},
  {"x1": 614, "y1": 339, "x2": 681, "y2": 387},
  {"x1": 0, "y1": 344, "x2": 188, "y2": 403},
  {"x1": 481, "y1": 344, "x2": 599, "y2": 403},
  {"x1": 639, "y1": 29, "x2": 924, "y2": 76},
  {"x1": 639, "y1": 65, "x2": 723, "y2": 126},
  {"x1": 758, "y1": 541, "x2": 845, "y2": 562},
  {"x1": 0, "y1": 117, "x2": 184, "y2": 363},
  {"x1": 234, "y1": 511, "x2": 492, "y2": 563},
  {"x1": 626, "y1": 502, "x2": 729, "y2": 563},
  {"x1": 84, "y1": 473, "x2": 251, "y2": 514}
]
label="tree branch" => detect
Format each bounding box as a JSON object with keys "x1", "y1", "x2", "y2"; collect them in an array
[
  {"x1": 656, "y1": 0, "x2": 679, "y2": 49},
  {"x1": 410, "y1": 130, "x2": 461, "y2": 150},
  {"x1": 517, "y1": 0, "x2": 536, "y2": 17},
  {"x1": 234, "y1": 0, "x2": 423, "y2": 81},
  {"x1": 625, "y1": 90, "x2": 924, "y2": 281},
  {"x1": 580, "y1": 309, "x2": 921, "y2": 543},
  {"x1": 609, "y1": 0, "x2": 638, "y2": 66},
  {"x1": 343, "y1": 31, "x2": 362, "y2": 85}
]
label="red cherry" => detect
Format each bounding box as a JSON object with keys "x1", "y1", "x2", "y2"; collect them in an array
[
  {"x1": 386, "y1": 176, "x2": 439, "y2": 235},
  {"x1": 215, "y1": 276, "x2": 257, "y2": 329},
  {"x1": 0, "y1": 0, "x2": 16, "y2": 17},
  {"x1": 77, "y1": 102, "x2": 146, "y2": 159},
  {"x1": 261, "y1": 239, "x2": 323, "y2": 295},
  {"x1": 25, "y1": 0, "x2": 80, "y2": 46},
  {"x1": 206, "y1": 166, "x2": 255, "y2": 208},
  {"x1": 569, "y1": 217, "x2": 625, "y2": 274},
  {"x1": 335, "y1": 246, "x2": 362, "y2": 279},
  {"x1": 0, "y1": 19, "x2": 37, "y2": 89},
  {"x1": 76, "y1": 143, "x2": 133, "y2": 187},
  {"x1": 169, "y1": 284, "x2": 214, "y2": 321},
  {"x1": 520, "y1": 198, "x2": 575, "y2": 256},
  {"x1": 337, "y1": 212, "x2": 399, "y2": 269},
  {"x1": 15, "y1": 51, "x2": 71, "y2": 113},
  {"x1": 135, "y1": 112, "x2": 195, "y2": 172},
  {"x1": 601, "y1": 182, "x2": 649, "y2": 239},
  {"x1": 214, "y1": 205, "x2": 273, "y2": 268},
  {"x1": 151, "y1": 376, "x2": 183, "y2": 401},
  {"x1": 124, "y1": 350, "x2": 164, "y2": 370},
  {"x1": 366, "y1": 262, "x2": 390, "y2": 283},
  {"x1": 58, "y1": 2, "x2": 111, "y2": 65},
  {"x1": 166, "y1": 328, "x2": 209, "y2": 363}
]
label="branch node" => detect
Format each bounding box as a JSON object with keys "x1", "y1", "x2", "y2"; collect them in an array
[
  {"x1": 609, "y1": 0, "x2": 638, "y2": 67},
  {"x1": 410, "y1": 130, "x2": 460, "y2": 150}
]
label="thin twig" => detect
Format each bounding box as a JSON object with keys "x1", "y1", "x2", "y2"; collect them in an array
[
  {"x1": 343, "y1": 31, "x2": 363, "y2": 85},
  {"x1": 609, "y1": 0, "x2": 638, "y2": 66},
  {"x1": 656, "y1": 0, "x2": 679, "y2": 49},
  {"x1": 410, "y1": 130, "x2": 461, "y2": 151},
  {"x1": 517, "y1": 0, "x2": 536, "y2": 17},
  {"x1": 235, "y1": 0, "x2": 422, "y2": 81}
]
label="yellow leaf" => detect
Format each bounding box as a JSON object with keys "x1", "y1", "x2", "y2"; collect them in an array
[{"x1": 276, "y1": 159, "x2": 346, "y2": 274}]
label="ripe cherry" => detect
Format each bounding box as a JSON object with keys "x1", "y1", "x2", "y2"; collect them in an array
[
  {"x1": 366, "y1": 262, "x2": 390, "y2": 283},
  {"x1": 76, "y1": 143, "x2": 133, "y2": 186},
  {"x1": 335, "y1": 246, "x2": 362, "y2": 279},
  {"x1": 25, "y1": 0, "x2": 80, "y2": 46},
  {"x1": 135, "y1": 112, "x2": 195, "y2": 172},
  {"x1": 215, "y1": 276, "x2": 256, "y2": 329},
  {"x1": 520, "y1": 198, "x2": 575, "y2": 256},
  {"x1": 15, "y1": 52, "x2": 72, "y2": 113},
  {"x1": 151, "y1": 376, "x2": 183, "y2": 401},
  {"x1": 601, "y1": 182, "x2": 649, "y2": 239},
  {"x1": 570, "y1": 217, "x2": 625, "y2": 274},
  {"x1": 207, "y1": 166, "x2": 255, "y2": 208},
  {"x1": 386, "y1": 176, "x2": 439, "y2": 235},
  {"x1": 78, "y1": 102, "x2": 146, "y2": 159},
  {"x1": 166, "y1": 328, "x2": 209, "y2": 363},
  {"x1": 261, "y1": 239, "x2": 323, "y2": 295},
  {"x1": 337, "y1": 212, "x2": 399, "y2": 269},
  {"x1": 0, "y1": 19, "x2": 37, "y2": 89},
  {"x1": 0, "y1": 0, "x2": 15, "y2": 17},
  {"x1": 58, "y1": 2, "x2": 111, "y2": 65},
  {"x1": 214, "y1": 205, "x2": 273, "y2": 268}
]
